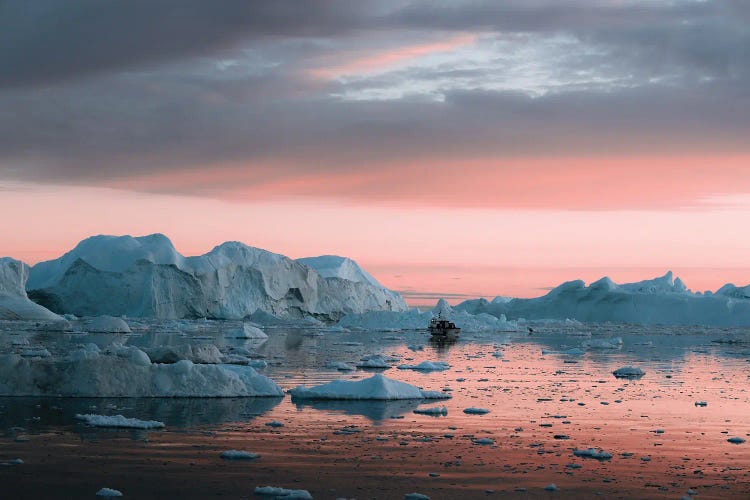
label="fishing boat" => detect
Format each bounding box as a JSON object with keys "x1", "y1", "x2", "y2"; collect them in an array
[{"x1": 428, "y1": 314, "x2": 460, "y2": 339}]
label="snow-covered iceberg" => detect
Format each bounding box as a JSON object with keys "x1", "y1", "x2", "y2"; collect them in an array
[
  {"x1": 288, "y1": 374, "x2": 451, "y2": 400},
  {"x1": 0, "y1": 344, "x2": 283, "y2": 397},
  {"x1": 0, "y1": 257, "x2": 62, "y2": 321},
  {"x1": 25, "y1": 234, "x2": 406, "y2": 320},
  {"x1": 456, "y1": 272, "x2": 750, "y2": 327}
]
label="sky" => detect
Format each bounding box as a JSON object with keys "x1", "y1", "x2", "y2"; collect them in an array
[{"x1": 1, "y1": 0, "x2": 750, "y2": 305}]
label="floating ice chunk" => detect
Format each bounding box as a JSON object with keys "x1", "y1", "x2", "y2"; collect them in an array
[
  {"x1": 20, "y1": 347, "x2": 51, "y2": 358},
  {"x1": 727, "y1": 437, "x2": 746, "y2": 444},
  {"x1": 356, "y1": 355, "x2": 391, "y2": 369},
  {"x1": 420, "y1": 390, "x2": 451, "y2": 400},
  {"x1": 254, "y1": 486, "x2": 313, "y2": 499},
  {"x1": 694, "y1": 401, "x2": 707, "y2": 407},
  {"x1": 226, "y1": 324, "x2": 268, "y2": 339},
  {"x1": 404, "y1": 494, "x2": 430, "y2": 500},
  {"x1": 612, "y1": 366, "x2": 645, "y2": 379},
  {"x1": 544, "y1": 484, "x2": 558, "y2": 491},
  {"x1": 473, "y1": 437, "x2": 495, "y2": 445},
  {"x1": 76, "y1": 414, "x2": 165, "y2": 429},
  {"x1": 573, "y1": 448, "x2": 613, "y2": 460},
  {"x1": 220, "y1": 450, "x2": 260, "y2": 460},
  {"x1": 326, "y1": 361, "x2": 356, "y2": 371},
  {"x1": 0, "y1": 353, "x2": 283, "y2": 397},
  {"x1": 397, "y1": 361, "x2": 450, "y2": 372},
  {"x1": 86, "y1": 315, "x2": 131, "y2": 333},
  {"x1": 96, "y1": 488, "x2": 123, "y2": 497},
  {"x1": 564, "y1": 348, "x2": 586, "y2": 356},
  {"x1": 289, "y1": 374, "x2": 445, "y2": 400},
  {"x1": 145, "y1": 344, "x2": 223, "y2": 364},
  {"x1": 463, "y1": 407, "x2": 490, "y2": 415},
  {"x1": 582, "y1": 337, "x2": 622, "y2": 349},
  {"x1": 413, "y1": 406, "x2": 448, "y2": 416}
]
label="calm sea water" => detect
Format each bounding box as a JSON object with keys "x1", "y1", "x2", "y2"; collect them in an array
[{"x1": 0, "y1": 322, "x2": 748, "y2": 499}]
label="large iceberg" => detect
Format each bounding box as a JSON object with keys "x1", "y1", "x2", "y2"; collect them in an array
[
  {"x1": 456, "y1": 272, "x2": 750, "y2": 327},
  {"x1": 25, "y1": 234, "x2": 406, "y2": 320},
  {"x1": 0, "y1": 257, "x2": 62, "y2": 321},
  {"x1": 0, "y1": 344, "x2": 283, "y2": 397}
]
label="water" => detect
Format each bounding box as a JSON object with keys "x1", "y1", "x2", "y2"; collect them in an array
[{"x1": 0, "y1": 322, "x2": 749, "y2": 498}]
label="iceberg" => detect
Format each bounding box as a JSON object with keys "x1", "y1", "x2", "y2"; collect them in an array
[
  {"x1": 0, "y1": 257, "x2": 62, "y2": 321},
  {"x1": 288, "y1": 374, "x2": 451, "y2": 400},
  {"x1": 0, "y1": 346, "x2": 284, "y2": 397},
  {"x1": 456, "y1": 271, "x2": 750, "y2": 327},
  {"x1": 26, "y1": 234, "x2": 406, "y2": 320}
]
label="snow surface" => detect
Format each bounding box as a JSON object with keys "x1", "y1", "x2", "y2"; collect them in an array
[
  {"x1": 455, "y1": 271, "x2": 750, "y2": 326},
  {"x1": 0, "y1": 346, "x2": 284, "y2": 397},
  {"x1": 296, "y1": 255, "x2": 382, "y2": 287},
  {"x1": 76, "y1": 413, "x2": 165, "y2": 429},
  {"x1": 289, "y1": 374, "x2": 450, "y2": 400},
  {"x1": 0, "y1": 257, "x2": 62, "y2": 321},
  {"x1": 26, "y1": 234, "x2": 406, "y2": 320}
]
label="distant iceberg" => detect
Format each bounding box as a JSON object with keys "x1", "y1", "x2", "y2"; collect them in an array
[
  {"x1": 23, "y1": 233, "x2": 406, "y2": 320},
  {"x1": 456, "y1": 271, "x2": 750, "y2": 327}
]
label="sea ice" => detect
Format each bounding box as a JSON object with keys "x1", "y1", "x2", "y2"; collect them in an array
[
  {"x1": 76, "y1": 414, "x2": 165, "y2": 429},
  {"x1": 0, "y1": 349, "x2": 283, "y2": 397},
  {"x1": 254, "y1": 486, "x2": 313, "y2": 499},
  {"x1": 612, "y1": 366, "x2": 645, "y2": 379},
  {"x1": 397, "y1": 361, "x2": 450, "y2": 372},
  {"x1": 86, "y1": 315, "x2": 131, "y2": 333},
  {"x1": 573, "y1": 448, "x2": 613, "y2": 460},
  {"x1": 225, "y1": 323, "x2": 268, "y2": 339},
  {"x1": 463, "y1": 407, "x2": 490, "y2": 415},
  {"x1": 96, "y1": 488, "x2": 123, "y2": 497},
  {"x1": 220, "y1": 450, "x2": 260, "y2": 460},
  {"x1": 289, "y1": 374, "x2": 447, "y2": 400}
]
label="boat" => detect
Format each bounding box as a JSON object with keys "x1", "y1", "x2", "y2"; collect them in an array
[{"x1": 428, "y1": 315, "x2": 460, "y2": 339}]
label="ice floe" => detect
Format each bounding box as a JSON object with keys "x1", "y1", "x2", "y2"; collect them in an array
[
  {"x1": 76, "y1": 414, "x2": 165, "y2": 429},
  {"x1": 289, "y1": 374, "x2": 451, "y2": 400},
  {"x1": 254, "y1": 486, "x2": 313, "y2": 499},
  {"x1": 0, "y1": 347, "x2": 283, "y2": 397}
]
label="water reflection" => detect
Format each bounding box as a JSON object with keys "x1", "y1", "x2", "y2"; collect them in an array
[
  {"x1": 291, "y1": 398, "x2": 425, "y2": 422},
  {"x1": 0, "y1": 396, "x2": 283, "y2": 432}
]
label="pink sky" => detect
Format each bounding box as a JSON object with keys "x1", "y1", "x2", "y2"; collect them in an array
[{"x1": 4, "y1": 156, "x2": 750, "y2": 306}]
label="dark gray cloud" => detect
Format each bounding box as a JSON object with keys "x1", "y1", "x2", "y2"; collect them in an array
[
  {"x1": 0, "y1": 0, "x2": 749, "y2": 207},
  {"x1": 0, "y1": 0, "x2": 372, "y2": 89}
]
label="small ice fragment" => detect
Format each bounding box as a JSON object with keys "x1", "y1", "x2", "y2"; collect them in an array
[
  {"x1": 96, "y1": 488, "x2": 123, "y2": 497},
  {"x1": 220, "y1": 450, "x2": 260, "y2": 460},
  {"x1": 573, "y1": 448, "x2": 612, "y2": 460},
  {"x1": 413, "y1": 406, "x2": 448, "y2": 416},
  {"x1": 463, "y1": 407, "x2": 490, "y2": 415},
  {"x1": 254, "y1": 486, "x2": 313, "y2": 499},
  {"x1": 404, "y1": 494, "x2": 430, "y2": 500},
  {"x1": 544, "y1": 484, "x2": 558, "y2": 491},
  {"x1": 76, "y1": 414, "x2": 165, "y2": 429},
  {"x1": 727, "y1": 437, "x2": 745, "y2": 444},
  {"x1": 612, "y1": 366, "x2": 645, "y2": 379}
]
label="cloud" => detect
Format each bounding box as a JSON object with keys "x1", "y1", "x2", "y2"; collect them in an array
[{"x1": 0, "y1": 0, "x2": 749, "y2": 211}]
